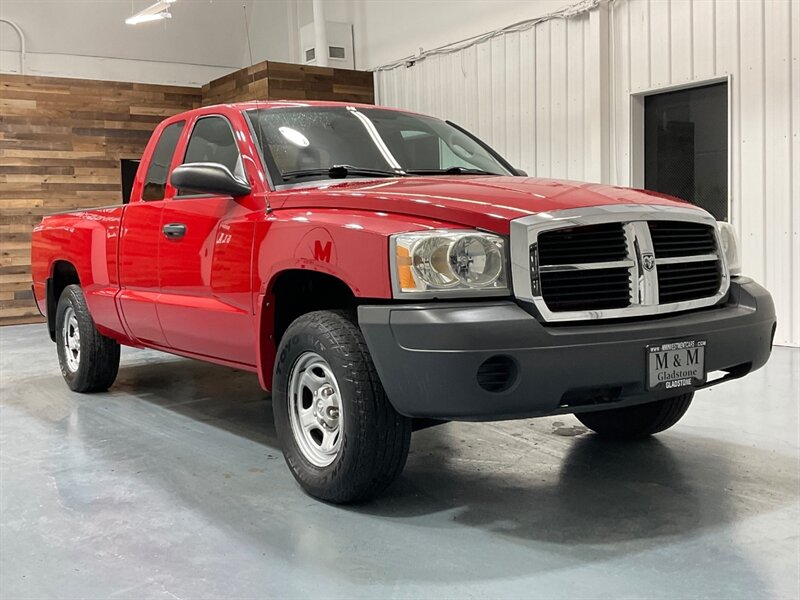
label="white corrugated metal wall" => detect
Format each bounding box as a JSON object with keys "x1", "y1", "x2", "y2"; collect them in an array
[
  {"x1": 374, "y1": 0, "x2": 799, "y2": 346},
  {"x1": 375, "y1": 11, "x2": 597, "y2": 180}
]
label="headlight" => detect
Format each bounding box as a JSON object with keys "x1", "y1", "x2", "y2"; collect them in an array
[
  {"x1": 717, "y1": 221, "x2": 741, "y2": 276},
  {"x1": 391, "y1": 230, "x2": 509, "y2": 297}
]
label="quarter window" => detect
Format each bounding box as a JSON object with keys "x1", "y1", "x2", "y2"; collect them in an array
[{"x1": 141, "y1": 121, "x2": 184, "y2": 201}]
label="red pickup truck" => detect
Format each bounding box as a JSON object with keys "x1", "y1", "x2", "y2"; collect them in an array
[{"x1": 31, "y1": 101, "x2": 776, "y2": 503}]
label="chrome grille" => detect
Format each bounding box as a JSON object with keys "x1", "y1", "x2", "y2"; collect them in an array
[{"x1": 510, "y1": 205, "x2": 730, "y2": 322}]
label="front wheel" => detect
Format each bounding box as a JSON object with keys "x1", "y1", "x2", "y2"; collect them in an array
[
  {"x1": 574, "y1": 393, "x2": 694, "y2": 439},
  {"x1": 273, "y1": 310, "x2": 412, "y2": 503},
  {"x1": 55, "y1": 284, "x2": 120, "y2": 392}
]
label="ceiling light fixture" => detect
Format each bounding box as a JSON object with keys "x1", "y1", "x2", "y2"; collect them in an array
[{"x1": 125, "y1": 0, "x2": 177, "y2": 25}]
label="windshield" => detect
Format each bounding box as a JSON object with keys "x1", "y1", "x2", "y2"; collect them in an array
[{"x1": 245, "y1": 106, "x2": 513, "y2": 185}]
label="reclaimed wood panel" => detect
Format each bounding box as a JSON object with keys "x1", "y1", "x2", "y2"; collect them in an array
[
  {"x1": 0, "y1": 74, "x2": 202, "y2": 325},
  {"x1": 1, "y1": 62, "x2": 374, "y2": 326},
  {"x1": 202, "y1": 60, "x2": 374, "y2": 106}
]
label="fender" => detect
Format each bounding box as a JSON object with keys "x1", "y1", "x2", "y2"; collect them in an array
[{"x1": 252, "y1": 208, "x2": 456, "y2": 390}]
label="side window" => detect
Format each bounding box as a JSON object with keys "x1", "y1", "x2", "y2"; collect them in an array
[
  {"x1": 182, "y1": 116, "x2": 244, "y2": 182},
  {"x1": 141, "y1": 121, "x2": 185, "y2": 201}
]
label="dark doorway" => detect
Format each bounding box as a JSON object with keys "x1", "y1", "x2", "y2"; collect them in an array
[
  {"x1": 120, "y1": 159, "x2": 140, "y2": 205},
  {"x1": 644, "y1": 82, "x2": 728, "y2": 221}
]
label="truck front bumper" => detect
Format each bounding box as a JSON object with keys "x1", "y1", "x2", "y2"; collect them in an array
[{"x1": 358, "y1": 278, "x2": 776, "y2": 421}]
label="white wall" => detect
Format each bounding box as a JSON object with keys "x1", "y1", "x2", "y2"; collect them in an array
[
  {"x1": 244, "y1": 0, "x2": 297, "y2": 67},
  {"x1": 610, "y1": 0, "x2": 799, "y2": 348},
  {"x1": 1, "y1": 0, "x2": 571, "y2": 78},
  {"x1": 292, "y1": 0, "x2": 571, "y2": 70},
  {"x1": 375, "y1": 0, "x2": 799, "y2": 347},
  {"x1": 0, "y1": 48, "x2": 234, "y2": 87},
  {"x1": 354, "y1": 0, "x2": 573, "y2": 69},
  {"x1": 375, "y1": 12, "x2": 599, "y2": 178},
  {"x1": 0, "y1": 0, "x2": 295, "y2": 86}
]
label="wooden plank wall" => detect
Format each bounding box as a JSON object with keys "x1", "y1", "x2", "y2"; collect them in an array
[
  {"x1": 201, "y1": 62, "x2": 270, "y2": 106},
  {"x1": 202, "y1": 60, "x2": 374, "y2": 105},
  {"x1": 0, "y1": 61, "x2": 374, "y2": 326},
  {"x1": 0, "y1": 75, "x2": 202, "y2": 325}
]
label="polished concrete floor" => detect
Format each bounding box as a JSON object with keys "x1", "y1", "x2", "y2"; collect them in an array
[{"x1": 0, "y1": 324, "x2": 798, "y2": 599}]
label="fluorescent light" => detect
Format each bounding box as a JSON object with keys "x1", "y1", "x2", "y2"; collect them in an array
[
  {"x1": 125, "y1": 0, "x2": 176, "y2": 25},
  {"x1": 126, "y1": 12, "x2": 171, "y2": 25}
]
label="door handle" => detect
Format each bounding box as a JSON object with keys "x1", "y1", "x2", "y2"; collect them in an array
[{"x1": 162, "y1": 223, "x2": 186, "y2": 239}]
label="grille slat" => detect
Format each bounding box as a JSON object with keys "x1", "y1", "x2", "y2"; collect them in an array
[
  {"x1": 657, "y1": 260, "x2": 721, "y2": 303},
  {"x1": 538, "y1": 222, "x2": 627, "y2": 266},
  {"x1": 543, "y1": 273, "x2": 630, "y2": 282},
  {"x1": 476, "y1": 356, "x2": 517, "y2": 392},
  {"x1": 658, "y1": 270, "x2": 718, "y2": 280},
  {"x1": 543, "y1": 282, "x2": 630, "y2": 292},
  {"x1": 649, "y1": 221, "x2": 718, "y2": 258},
  {"x1": 660, "y1": 281, "x2": 720, "y2": 292},
  {"x1": 540, "y1": 267, "x2": 631, "y2": 312},
  {"x1": 537, "y1": 223, "x2": 630, "y2": 312}
]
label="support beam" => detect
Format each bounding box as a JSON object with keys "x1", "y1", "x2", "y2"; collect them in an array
[{"x1": 312, "y1": 0, "x2": 328, "y2": 67}]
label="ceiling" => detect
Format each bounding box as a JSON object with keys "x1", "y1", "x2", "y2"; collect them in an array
[{"x1": 0, "y1": 0, "x2": 294, "y2": 69}]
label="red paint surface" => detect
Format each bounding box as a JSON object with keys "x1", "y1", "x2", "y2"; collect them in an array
[{"x1": 30, "y1": 101, "x2": 700, "y2": 389}]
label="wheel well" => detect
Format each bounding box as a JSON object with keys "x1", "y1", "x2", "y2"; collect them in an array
[
  {"x1": 268, "y1": 270, "x2": 357, "y2": 346},
  {"x1": 47, "y1": 261, "x2": 80, "y2": 341}
]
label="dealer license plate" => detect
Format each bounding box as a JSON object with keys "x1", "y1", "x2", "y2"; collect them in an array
[{"x1": 646, "y1": 340, "x2": 706, "y2": 391}]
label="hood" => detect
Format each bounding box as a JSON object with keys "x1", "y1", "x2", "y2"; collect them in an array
[{"x1": 273, "y1": 176, "x2": 698, "y2": 234}]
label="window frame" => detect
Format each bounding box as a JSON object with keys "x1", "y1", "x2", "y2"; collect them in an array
[
  {"x1": 174, "y1": 113, "x2": 245, "y2": 200},
  {"x1": 140, "y1": 120, "x2": 186, "y2": 202},
  {"x1": 629, "y1": 75, "x2": 732, "y2": 223}
]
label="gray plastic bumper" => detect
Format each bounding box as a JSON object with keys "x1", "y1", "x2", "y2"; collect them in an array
[{"x1": 358, "y1": 278, "x2": 776, "y2": 421}]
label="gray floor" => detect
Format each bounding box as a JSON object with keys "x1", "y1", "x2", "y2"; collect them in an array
[{"x1": 0, "y1": 324, "x2": 798, "y2": 600}]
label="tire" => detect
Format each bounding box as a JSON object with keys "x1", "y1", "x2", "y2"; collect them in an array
[
  {"x1": 574, "y1": 393, "x2": 694, "y2": 440},
  {"x1": 273, "y1": 310, "x2": 412, "y2": 503},
  {"x1": 55, "y1": 284, "x2": 120, "y2": 393}
]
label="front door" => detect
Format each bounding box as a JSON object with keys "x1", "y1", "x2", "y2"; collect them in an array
[{"x1": 156, "y1": 114, "x2": 258, "y2": 366}]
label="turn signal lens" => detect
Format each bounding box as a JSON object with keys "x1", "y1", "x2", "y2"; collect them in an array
[{"x1": 391, "y1": 230, "x2": 508, "y2": 297}]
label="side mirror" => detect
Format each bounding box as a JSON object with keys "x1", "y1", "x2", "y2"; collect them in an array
[
  {"x1": 170, "y1": 163, "x2": 251, "y2": 197},
  {"x1": 514, "y1": 168, "x2": 528, "y2": 177}
]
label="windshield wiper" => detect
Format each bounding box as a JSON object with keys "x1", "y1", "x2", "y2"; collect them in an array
[
  {"x1": 282, "y1": 165, "x2": 404, "y2": 181},
  {"x1": 405, "y1": 166, "x2": 501, "y2": 176}
]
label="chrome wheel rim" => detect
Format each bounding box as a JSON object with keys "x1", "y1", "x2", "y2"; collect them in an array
[
  {"x1": 63, "y1": 306, "x2": 81, "y2": 372},
  {"x1": 288, "y1": 352, "x2": 343, "y2": 467}
]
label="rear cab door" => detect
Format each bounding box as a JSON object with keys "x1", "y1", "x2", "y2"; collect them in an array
[{"x1": 117, "y1": 116, "x2": 186, "y2": 346}]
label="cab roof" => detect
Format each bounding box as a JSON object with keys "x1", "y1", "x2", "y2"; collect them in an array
[{"x1": 204, "y1": 100, "x2": 415, "y2": 115}]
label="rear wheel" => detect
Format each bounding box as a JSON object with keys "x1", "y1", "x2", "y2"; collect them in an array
[
  {"x1": 273, "y1": 310, "x2": 412, "y2": 503},
  {"x1": 574, "y1": 393, "x2": 694, "y2": 439},
  {"x1": 55, "y1": 285, "x2": 120, "y2": 392}
]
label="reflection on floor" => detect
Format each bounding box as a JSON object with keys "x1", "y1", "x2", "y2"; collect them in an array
[{"x1": 1, "y1": 324, "x2": 798, "y2": 599}]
